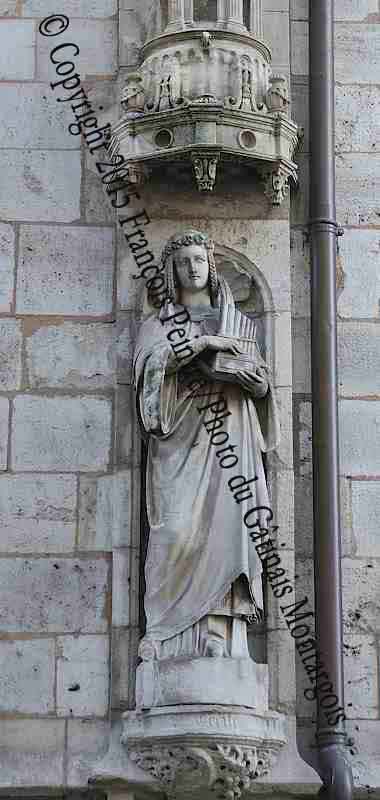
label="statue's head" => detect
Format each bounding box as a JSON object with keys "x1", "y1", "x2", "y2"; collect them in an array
[{"x1": 161, "y1": 230, "x2": 219, "y2": 306}]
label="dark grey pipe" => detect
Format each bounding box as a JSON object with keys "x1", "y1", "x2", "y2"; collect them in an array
[{"x1": 309, "y1": 1, "x2": 354, "y2": 798}]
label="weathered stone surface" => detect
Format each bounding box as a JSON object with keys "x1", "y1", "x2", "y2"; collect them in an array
[
  {"x1": 336, "y1": 0, "x2": 379, "y2": 19},
  {"x1": 343, "y1": 634, "x2": 378, "y2": 718},
  {"x1": 290, "y1": 0, "x2": 308, "y2": 20},
  {"x1": 343, "y1": 558, "x2": 380, "y2": 635},
  {"x1": 57, "y1": 635, "x2": 109, "y2": 716},
  {"x1": 38, "y1": 19, "x2": 117, "y2": 79},
  {"x1": 267, "y1": 629, "x2": 296, "y2": 713},
  {"x1": 335, "y1": 24, "x2": 380, "y2": 84},
  {"x1": 339, "y1": 400, "x2": 380, "y2": 475},
  {"x1": 295, "y1": 476, "x2": 353, "y2": 558},
  {"x1": 336, "y1": 154, "x2": 380, "y2": 227},
  {"x1": 0, "y1": 151, "x2": 81, "y2": 222},
  {"x1": 26, "y1": 322, "x2": 116, "y2": 388},
  {"x1": 336, "y1": 85, "x2": 380, "y2": 153},
  {"x1": 0, "y1": 474, "x2": 76, "y2": 553},
  {"x1": 24, "y1": 0, "x2": 117, "y2": 14},
  {"x1": 338, "y1": 230, "x2": 380, "y2": 319},
  {"x1": 0, "y1": 557, "x2": 110, "y2": 633},
  {"x1": 0, "y1": 319, "x2": 22, "y2": 390},
  {"x1": 0, "y1": 1, "x2": 18, "y2": 13},
  {"x1": 12, "y1": 395, "x2": 112, "y2": 471},
  {"x1": 291, "y1": 80, "x2": 309, "y2": 153},
  {"x1": 271, "y1": 311, "x2": 292, "y2": 387},
  {"x1": 345, "y1": 720, "x2": 380, "y2": 790},
  {"x1": 0, "y1": 720, "x2": 65, "y2": 789},
  {"x1": 67, "y1": 718, "x2": 110, "y2": 787},
  {"x1": 290, "y1": 21, "x2": 308, "y2": 75},
  {"x1": 0, "y1": 639, "x2": 55, "y2": 714},
  {"x1": 112, "y1": 548, "x2": 131, "y2": 627},
  {"x1": 0, "y1": 397, "x2": 9, "y2": 471},
  {"x1": 17, "y1": 225, "x2": 114, "y2": 315},
  {"x1": 0, "y1": 20, "x2": 35, "y2": 79},
  {"x1": 111, "y1": 626, "x2": 139, "y2": 709},
  {"x1": 78, "y1": 475, "x2": 98, "y2": 551},
  {"x1": 0, "y1": 84, "x2": 80, "y2": 149},
  {"x1": 292, "y1": 317, "x2": 310, "y2": 394},
  {"x1": 290, "y1": 154, "x2": 309, "y2": 226},
  {"x1": 96, "y1": 471, "x2": 133, "y2": 550},
  {"x1": 352, "y1": 481, "x2": 380, "y2": 557},
  {"x1": 297, "y1": 400, "x2": 312, "y2": 477},
  {"x1": 338, "y1": 322, "x2": 380, "y2": 396},
  {"x1": 0, "y1": 223, "x2": 15, "y2": 312},
  {"x1": 263, "y1": 11, "x2": 289, "y2": 69},
  {"x1": 290, "y1": 228, "x2": 311, "y2": 317}
]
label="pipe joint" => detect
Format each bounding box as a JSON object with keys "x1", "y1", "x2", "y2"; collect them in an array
[{"x1": 318, "y1": 742, "x2": 354, "y2": 800}]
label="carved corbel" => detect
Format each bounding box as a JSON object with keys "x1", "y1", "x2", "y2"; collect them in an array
[
  {"x1": 258, "y1": 165, "x2": 292, "y2": 206},
  {"x1": 192, "y1": 152, "x2": 220, "y2": 191}
]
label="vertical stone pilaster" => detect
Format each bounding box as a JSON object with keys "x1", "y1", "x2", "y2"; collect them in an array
[
  {"x1": 184, "y1": 0, "x2": 194, "y2": 24},
  {"x1": 251, "y1": 0, "x2": 263, "y2": 37},
  {"x1": 226, "y1": 0, "x2": 245, "y2": 30}
]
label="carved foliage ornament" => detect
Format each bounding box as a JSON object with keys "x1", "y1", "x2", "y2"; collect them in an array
[{"x1": 129, "y1": 743, "x2": 274, "y2": 799}]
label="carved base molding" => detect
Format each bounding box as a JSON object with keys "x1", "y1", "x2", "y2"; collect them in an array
[{"x1": 122, "y1": 705, "x2": 287, "y2": 800}]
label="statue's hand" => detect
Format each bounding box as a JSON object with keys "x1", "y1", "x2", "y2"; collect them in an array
[
  {"x1": 236, "y1": 367, "x2": 269, "y2": 397},
  {"x1": 201, "y1": 335, "x2": 244, "y2": 356}
]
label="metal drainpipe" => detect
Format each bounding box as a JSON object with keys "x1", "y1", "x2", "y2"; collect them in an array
[{"x1": 309, "y1": 1, "x2": 354, "y2": 798}]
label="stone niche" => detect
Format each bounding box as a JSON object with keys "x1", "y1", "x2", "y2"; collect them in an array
[{"x1": 109, "y1": 0, "x2": 301, "y2": 204}]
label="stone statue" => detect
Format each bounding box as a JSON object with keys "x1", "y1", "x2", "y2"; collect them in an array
[{"x1": 133, "y1": 230, "x2": 280, "y2": 671}]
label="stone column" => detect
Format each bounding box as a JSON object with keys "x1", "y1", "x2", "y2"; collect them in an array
[
  {"x1": 217, "y1": 0, "x2": 226, "y2": 23},
  {"x1": 226, "y1": 0, "x2": 245, "y2": 29},
  {"x1": 251, "y1": 0, "x2": 263, "y2": 37},
  {"x1": 167, "y1": 0, "x2": 185, "y2": 28},
  {"x1": 184, "y1": 0, "x2": 194, "y2": 24}
]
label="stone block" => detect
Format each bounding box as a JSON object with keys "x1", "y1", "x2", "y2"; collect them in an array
[
  {"x1": 339, "y1": 400, "x2": 380, "y2": 475},
  {"x1": 335, "y1": 24, "x2": 380, "y2": 84},
  {"x1": 38, "y1": 19, "x2": 117, "y2": 79},
  {"x1": 12, "y1": 395, "x2": 112, "y2": 471},
  {"x1": 0, "y1": 151, "x2": 81, "y2": 223},
  {"x1": 26, "y1": 321, "x2": 116, "y2": 388},
  {"x1": 292, "y1": 317, "x2": 311, "y2": 394},
  {"x1": 343, "y1": 634, "x2": 378, "y2": 718},
  {"x1": 24, "y1": 0, "x2": 117, "y2": 14},
  {"x1": 338, "y1": 321, "x2": 380, "y2": 397},
  {"x1": 290, "y1": 0, "x2": 308, "y2": 20},
  {"x1": 67, "y1": 718, "x2": 110, "y2": 788},
  {"x1": 0, "y1": 720, "x2": 65, "y2": 790},
  {"x1": 268, "y1": 467, "x2": 294, "y2": 550},
  {"x1": 290, "y1": 21, "x2": 309, "y2": 75},
  {"x1": 294, "y1": 476, "x2": 353, "y2": 558},
  {"x1": 0, "y1": 638, "x2": 55, "y2": 714},
  {"x1": 266, "y1": 548, "x2": 296, "y2": 633},
  {"x1": 345, "y1": 720, "x2": 380, "y2": 790},
  {"x1": 267, "y1": 629, "x2": 296, "y2": 713},
  {"x1": 0, "y1": 1, "x2": 18, "y2": 13},
  {"x1": 336, "y1": 0, "x2": 379, "y2": 19},
  {"x1": 0, "y1": 319, "x2": 22, "y2": 390},
  {"x1": 336, "y1": 85, "x2": 380, "y2": 153},
  {"x1": 78, "y1": 475, "x2": 98, "y2": 551},
  {"x1": 343, "y1": 557, "x2": 380, "y2": 636},
  {"x1": 111, "y1": 626, "x2": 139, "y2": 709},
  {"x1": 17, "y1": 225, "x2": 114, "y2": 315},
  {"x1": 0, "y1": 397, "x2": 9, "y2": 471},
  {"x1": 115, "y1": 385, "x2": 142, "y2": 469},
  {"x1": 57, "y1": 635, "x2": 109, "y2": 717},
  {"x1": 291, "y1": 79, "x2": 309, "y2": 153},
  {"x1": 263, "y1": 11, "x2": 290, "y2": 70},
  {"x1": 0, "y1": 223, "x2": 15, "y2": 312},
  {"x1": 0, "y1": 84, "x2": 80, "y2": 149},
  {"x1": 337, "y1": 153, "x2": 380, "y2": 227},
  {"x1": 269, "y1": 311, "x2": 292, "y2": 388},
  {"x1": 296, "y1": 400, "x2": 312, "y2": 477},
  {"x1": 290, "y1": 153, "x2": 309, "y2": 226},
  {"x1": 112, "y1": 548, "x2": 131, "y2": 627},
  {"x1": 0, "y1": 20, "x2": 35, "y2": 79},
  {"x1": 0, "y1": 557, "x2": 110, "y2": 633},
  {"x1": 352, "y1": 481, "x2": 380, "y2": 557},
  {"x1": 95, "y1": 471, "x2": 134, "y2": 551},
  {"x1": 290, "y1": 227, "x2": 311, "y2": 318},
  {"x1": 0, "y1": 474, "x2": 76, "y2": 553},
  {"x1": 273, "y1": 387, "x2": 293, "y2": 470},
  {"x1": 338, "y1": 229, "x2": 380, "y2": 319}
]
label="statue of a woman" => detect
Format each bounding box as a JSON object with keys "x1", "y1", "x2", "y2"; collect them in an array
[{"x1": 133, "y1": 231, "x2": 280, "y2": 664}]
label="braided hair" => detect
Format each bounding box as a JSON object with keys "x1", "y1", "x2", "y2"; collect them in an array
[{"x1": 161, "y1": 230, "x2": 219, "y2": 307}]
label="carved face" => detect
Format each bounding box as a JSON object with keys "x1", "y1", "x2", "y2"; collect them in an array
[{"x1": 174, "y1": 244, "x2": 209, "y2": 292}]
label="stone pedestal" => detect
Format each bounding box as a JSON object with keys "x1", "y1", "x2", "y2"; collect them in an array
[
  {"x1": 136, "y1": 656, "x2": 269, "y2": 712},
  {"x1": 122, "y1": 705, "x2": 287, "y2": 800}
]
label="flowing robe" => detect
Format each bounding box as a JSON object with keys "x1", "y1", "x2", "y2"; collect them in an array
[{"x1": 133, "y1": 284, "x2": 280, "y2": 645}]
